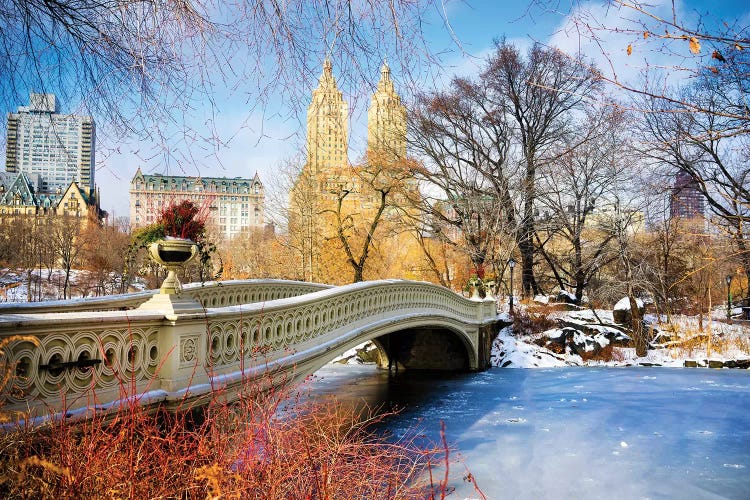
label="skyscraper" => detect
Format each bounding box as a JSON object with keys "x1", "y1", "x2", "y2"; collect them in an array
[
  {"x1": 5, "y1": 93, "x2": 95, "y2": 193},
  {"x1": 670, "y1": 171, "x2": 705, "y2": 219}
]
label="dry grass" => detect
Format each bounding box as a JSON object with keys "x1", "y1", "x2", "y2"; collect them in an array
[
  {"x1": 512, "y1": 309, "x2": 557, "y2": 336},
  {"x1": 653, "y1": 320, "x2": 750, "y2": 358},
  {"x1": 579, "y1": 344, "x2": 626, "y2": 363}
]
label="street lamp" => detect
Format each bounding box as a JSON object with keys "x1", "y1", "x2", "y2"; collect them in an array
[
  {"x1": 726, "y1": 275, "x2": 733, "y2": 320},
  {"x1": 508, "y1": 258, "x2": 516, "y2": 314}
]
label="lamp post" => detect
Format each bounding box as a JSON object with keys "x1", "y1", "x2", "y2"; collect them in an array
[
  {"x1": 726, "y1": 275, "x2": 733, "y2": 320},
  {"x1": 508, "y1": 257, "x2": 516, "y2": 314}
]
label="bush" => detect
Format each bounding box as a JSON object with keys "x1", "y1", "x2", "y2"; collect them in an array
[
  {"x1": 578, "y1": 344, "x2": 625, "y2": 363},
  {"x1": 0, "y1": 324, "x2": 482, "y2": 499},
  {"x1": 0, "y1": 382, "x2": 451, "y2": 499},
  {"x1": 512, "y1": 309, "x2": 557, "y2": 336}
]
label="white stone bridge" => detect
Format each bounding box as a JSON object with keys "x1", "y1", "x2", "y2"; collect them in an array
[{"x1": 0, "y1": 280, "x2": 500, "y2": 420}]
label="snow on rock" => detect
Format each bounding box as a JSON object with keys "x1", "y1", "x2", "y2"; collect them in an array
[
  {"x1": 614, "y1": 297, "x2": 644, "y2": 311},
  {"x1": 558, "y1": 317, "x2": 631, "y2": 346},
  {"x1": 557, "y1": 290, "x2": 578, "y2": 304},
  {"x1": 491, "y1": 327, "x2": 574, "y2": 368},
  {"x1": 572, "y1": 330, "x2": 610, "y2": 353},
  {"x1": 533, "y1": 295, "x2": 549, "y2": 304},
  {"x1": 613, "y1": 297, "x2": 646, "y2": 325}
]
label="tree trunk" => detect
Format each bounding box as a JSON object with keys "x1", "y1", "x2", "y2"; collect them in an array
[
  {"x1": 628, "y1": 294, "x2": 647, "y2": 357},
  {"x1": 519, "y1": 233, "x2": 537, "y2": 298},
  {"x1": 353, "y1": 266, "x2": 364, "y2": 283}
]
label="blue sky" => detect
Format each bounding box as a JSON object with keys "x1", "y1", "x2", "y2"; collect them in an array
[
  {"x1": 95, "y1": 1, "x2": 566, "y2": 218},
  {"x1": 15, "y1": 0, "x2": 750, "y2": 218}
]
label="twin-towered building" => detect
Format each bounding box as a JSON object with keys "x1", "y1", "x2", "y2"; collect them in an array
[
  {"x1": 130, "y1": 58, "x2": 408, "y2": 250},
  {"x1": 289, "y1": 59, "x2": 411, "y2": 282},
  {"x1": 304, "y1": 59, "x2": 406, "y2": 178}
]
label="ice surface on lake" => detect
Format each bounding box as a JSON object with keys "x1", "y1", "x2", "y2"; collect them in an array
[{"x1": 309, "y1": 365, "x2": 750, "y2": 500}]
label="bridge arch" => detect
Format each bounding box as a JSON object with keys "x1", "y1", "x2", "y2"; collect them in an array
[{"x1": 321, "y1": 318, "x2": 479, "y2": 373}]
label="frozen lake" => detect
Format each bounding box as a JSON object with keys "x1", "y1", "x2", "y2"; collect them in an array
[{"x1": 308, "y1": 365, "x2": 750, "y2": 499}]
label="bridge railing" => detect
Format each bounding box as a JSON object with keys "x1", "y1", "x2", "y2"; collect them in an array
[
  {"x1": 0, "y1": 279, "x2": 331, "y2": 314},
  {"x1": 0, "y1": 279, "x2": 496, "y2": 420}
]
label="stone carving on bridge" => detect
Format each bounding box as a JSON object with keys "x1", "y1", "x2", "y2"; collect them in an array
[{"x1": 180, "y1": 336, "x2": 197, "y2": 364}]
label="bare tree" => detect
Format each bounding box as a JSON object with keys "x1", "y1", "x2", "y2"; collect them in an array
[
  {"x1": 597, "y1": 178, "x2": 652, "y2": 356},
  {"x1": 320, "y1": 153, "x2": 415, "y2": 283},
  {"x1": 409, "y1": 73, "x2": 515, "y2": 286},
  {"x1": 287, "y1": 164, "x2": 325, "y2": 282},
  {"x1": 536, "y1": 0, "x2": 750, "y2": 126},
  {"x1": 50, "y1": 214, "x2": 90, "y2": 299},
  {"x1": 80, "y1": 218, "x2": 131, "y2": 295},
  {"x1": 638, "y1": 70, "x2": 750, "y2": 285},
  {"x1": 535, "y1": 105, "x2": 629, "y2": 302},
  {"x1": 482, "y1": 40, "x2": 601, "y2": 297}
]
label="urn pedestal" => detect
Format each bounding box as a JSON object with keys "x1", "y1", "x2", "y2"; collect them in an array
[
  {"x1": 137, "y1": 238, "x2": 203, "y2": 319},
  {"x1": 148, "y1": 238, "x2": 198, "y2": 295}
]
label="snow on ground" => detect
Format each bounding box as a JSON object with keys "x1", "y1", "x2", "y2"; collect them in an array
[
  {"x1": 0, "y1": 268, "x2": 146, "y2": 302},
  {"x1": 492, "y1": 303, "x2": 750, "y2": 369},
  {"x1": 491, "y1": 327, "x2": 574, "y2": 368}
]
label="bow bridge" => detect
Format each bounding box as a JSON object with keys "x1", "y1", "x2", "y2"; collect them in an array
[{"x1": 0, "y1": 280, "x2": 501, "y2": 419}]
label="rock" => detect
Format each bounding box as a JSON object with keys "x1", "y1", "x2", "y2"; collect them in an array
[
  {"x1": 355, "y1": 343, "x2": 380, "y2": 363},
  {"x1": 684, "y1": 360, "x2": 698, "y2": 368},
  {"x1": 717, "y1": 359, "x2": 750, "y2": 369},
  {"x1": 613, "y1": 297, "x2": 645, "y2": 325},
  {"x1": 557, "y1": 290, "x2": 578, "y2": 304},
  {"x1": 539, "y1": 327, "x2": 611, "y2": 357},
  {"x1": 708, "y1": 360, "x2": 725, "y2": 369},
  {"x1": 538, "y1": 328, "x2": 575, "y2": 354},
  {"x1": 558, "y1": 319, "x2": 631, "y2": 346},
  {"x1": 568, "y1": 330, "x2": 610, "y2": 357}
]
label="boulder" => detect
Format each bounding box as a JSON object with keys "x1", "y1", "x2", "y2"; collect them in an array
[
  {"x1": 612, "y1": 297, "x2": 645, "y2": 325},
  {"x1": 568, "y1": 330, "x2": 609, "y2": 357},
  {"x1": 537, "y1": 327, "x2": 611, "y2": 357}
]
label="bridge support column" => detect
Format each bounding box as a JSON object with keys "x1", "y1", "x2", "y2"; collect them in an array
[
  {"x1": 156, "y1": 318, "x2": 209, "y2": 394},
  {"x1": 477, "y1": 323, "x2": 498, "y2": 370}
]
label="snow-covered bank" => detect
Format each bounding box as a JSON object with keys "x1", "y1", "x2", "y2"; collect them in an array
[{"x1": 492, "y1": 306, "x2": 750, "y2": 369}]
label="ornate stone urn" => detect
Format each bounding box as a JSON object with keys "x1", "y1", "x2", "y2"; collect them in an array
[{"x1": 148, "y1": 237, "x2": 198, "y2": 294}]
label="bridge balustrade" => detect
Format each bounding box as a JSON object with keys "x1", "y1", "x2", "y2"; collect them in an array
[
  {"x1": 0, "y1": 279, "x2": 331, "y2": 314},
  {"x1": 0, "y1": 279, "x2": 498, "y2": 421}
]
